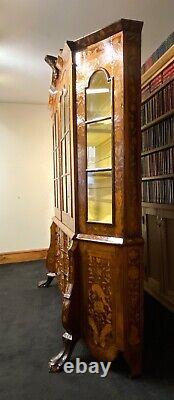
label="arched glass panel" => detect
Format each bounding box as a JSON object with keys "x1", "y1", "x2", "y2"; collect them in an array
[
  {"x1": 86, "y1": 70, "x2": 111, "y2": 121},
  {"x1": 86, "y1": 70, "x2": 113, "y2": 224},
  {"x1": 60, "y1": 87, "x2": 72, "y2": 217}
]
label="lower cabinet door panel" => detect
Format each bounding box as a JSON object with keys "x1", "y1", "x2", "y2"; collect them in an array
[
  {"x1": 79, "y1": 241, "x2": 143, "y2": 361},
  {"x1": 143, "y1": 207, "x2": 174, "y2": 312},
  {"x1": 79, "y1": 242, "x2": 118, "y2": 360}
]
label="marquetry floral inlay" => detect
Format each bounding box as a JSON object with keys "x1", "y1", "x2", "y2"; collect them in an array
[{"x1": 87, "y1": 254, "x2": 113, "y2": 348}]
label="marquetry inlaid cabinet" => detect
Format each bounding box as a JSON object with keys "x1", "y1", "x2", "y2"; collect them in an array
[{"x1": 39, "y1": 19, "x2": 144, "y2": 377}]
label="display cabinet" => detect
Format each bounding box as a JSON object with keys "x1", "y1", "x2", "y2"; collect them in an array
[{"x1": 38, "y1": 19, "x2": 144, "y2": 377}]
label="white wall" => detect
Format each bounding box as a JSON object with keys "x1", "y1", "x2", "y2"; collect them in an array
[{"x1": 0, "y1": 103, "x2": 54, "y2": 252}]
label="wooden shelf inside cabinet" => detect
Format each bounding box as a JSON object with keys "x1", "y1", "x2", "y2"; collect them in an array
[{"x1": 141, "y1": 109, "x2": 174, "y2": 132}]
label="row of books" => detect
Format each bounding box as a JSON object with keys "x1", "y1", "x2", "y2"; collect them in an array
[
  {"x1": 141, "y1": 32, "x2": 174, "y2": 75},
  {"x1": 142, "y1": 61, "x2": 174, "y2": 99},
  {"x1": 141, "y1": 79, "x2": 174, "y2": 126},
  {"x1": 142, "y1": 116, "x2": 174, "y2": 151},
  {"x1": 142, "y1": 179, "x2": 174, "y2": 204},
  {"x1": 141, "y1": 147, "x2": 174, "y2": 177}
]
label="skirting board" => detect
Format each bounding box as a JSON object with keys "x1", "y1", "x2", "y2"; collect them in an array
[{"x1": 0, "y1": 249, "x2": 48, "y2": 265}]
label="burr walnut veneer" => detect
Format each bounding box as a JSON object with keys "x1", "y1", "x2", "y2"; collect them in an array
[{"x1": 38, "y1": 19, "x2": 144, "y2": 377}]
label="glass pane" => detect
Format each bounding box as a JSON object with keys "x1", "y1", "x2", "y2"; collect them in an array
[
  {"x1": 66, "y1": 133, "x2": 71, "y2": 173},
  {"x1": 56, "y1": 149, "x2": 59, "y2": 178},
  {"x1": 54, "y1": 113, "x2": 58, "y2": 148},
  {"x1": 87, "y1": 171, "x2": 112, "y2": 223},
  {"x1": 54, "y1": 180, "x2": 57, "y2": 208},
  {"x1": 52, "y1": 125, "x2": 55, "y2": 150},
  {"x1": 61, "y1": 95, "x2": 64, "y2": 137},
  {"x1": 55, "y1": 150, "x2": 58, "y2": 178},
  {"x1": 61, "y1": 139, "x2": 66, "y2": 175},
  {"x1": 63, "y1": 176, "x2": 67, "y2": 212},
  {"x1": 86, "y1": 70, "x2": 111, "y2": 121},
  {"x1": 53, "y1": 150, "x2": 57, "y2": 179},
  {"x1": 67, "y1": 174, "x2": 71, "y2": 216},
  {"x1": 87, "y1": 120, "x2": 112, "y2": 169},
  {"x1": 65, "y1": 89, "x2": 70, "y2": 133},
  {"x1": 57, "y1": 178, "x2": 60, "y2": 209}
]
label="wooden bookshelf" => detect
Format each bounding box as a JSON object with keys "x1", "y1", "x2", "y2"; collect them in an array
[
  {"x1": 142, "y1": 174, "x2": 174, "y2": 181},
  {"x1": 141, "y1": 35, "x2": 174, "y2": 312},
  {"x1": 142, "y1": 202, "x2": 174, "y2": 210},
  {"x1": 141, "y1": 142, "x2": 174, "y2": 156},
  {"x1": 141, "y1": 109, "x2": 174, "y2": 131},
  {"x1": 142, "y1": 74, "x2": 174, "y2": 103}
]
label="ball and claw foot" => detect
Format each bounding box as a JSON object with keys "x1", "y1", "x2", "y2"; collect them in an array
[
  {"x1": 37, "y1": 273, "x2": 56, "y2": 288},
  {"x1": 49, "y1": 332, "x2": 77, "y2": 373}
]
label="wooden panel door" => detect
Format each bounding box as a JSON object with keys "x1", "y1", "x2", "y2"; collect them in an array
[
  {"x1": 143, "y1": 208, "x2": 163, "y2": 295},
  {"x1": 143, "y1": 206, "x2": 174, "y2": 312}
]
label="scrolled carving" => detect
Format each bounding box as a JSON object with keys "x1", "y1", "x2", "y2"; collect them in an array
[
  {"x1": 45, "y1": 55, "x2": 59, "y2": 85},
  {"x1": 47, "y1": 223, "x2": 79, "y2": 335},
  {"x1": 46, "y1": 224, "x2": 73, "y2": 293},
  {"x1": 46, "y1": 222, "x2": 59, "y2": 274}
]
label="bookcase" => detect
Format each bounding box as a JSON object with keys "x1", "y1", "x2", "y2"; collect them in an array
[{"x1": 141, "y1": 34, "x2": 174, "y2": 312}]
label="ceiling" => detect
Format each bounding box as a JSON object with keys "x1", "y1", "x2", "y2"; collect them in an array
[{"x1": 0, "y1": 0, "x2": 173, "y2": 104}]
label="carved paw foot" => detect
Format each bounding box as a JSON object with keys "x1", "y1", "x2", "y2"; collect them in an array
[
  {"x1": 49, "y1": 332, "x2": 77, "y2": 373},
  {"x1": 37, "y1": 273, "x2": 56, "y2": 288}
]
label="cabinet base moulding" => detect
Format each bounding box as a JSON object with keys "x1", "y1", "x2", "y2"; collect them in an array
[{"x1": 0, "y1": 249, "x2": 48, "y2": 265}]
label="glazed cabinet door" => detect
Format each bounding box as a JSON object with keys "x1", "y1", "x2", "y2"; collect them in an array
[
  {"x1": 52, "y1": 111, "x2": 61, "y2": 220},
  {"x1": 52, "y1": 48, "x2": 76, "y2": 232}
]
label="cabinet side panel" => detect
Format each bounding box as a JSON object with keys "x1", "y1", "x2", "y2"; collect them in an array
[
  {"x1": 123, "y1": 30, "x2": 142, "y2": 237},
  {"x1": 79, "y1": 241, "x2": 123, "y2": 360}
]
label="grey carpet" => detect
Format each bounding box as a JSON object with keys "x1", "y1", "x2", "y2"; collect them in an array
[{"x1": 0, "y1": 261, "x2": 174, "y2": 400}]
